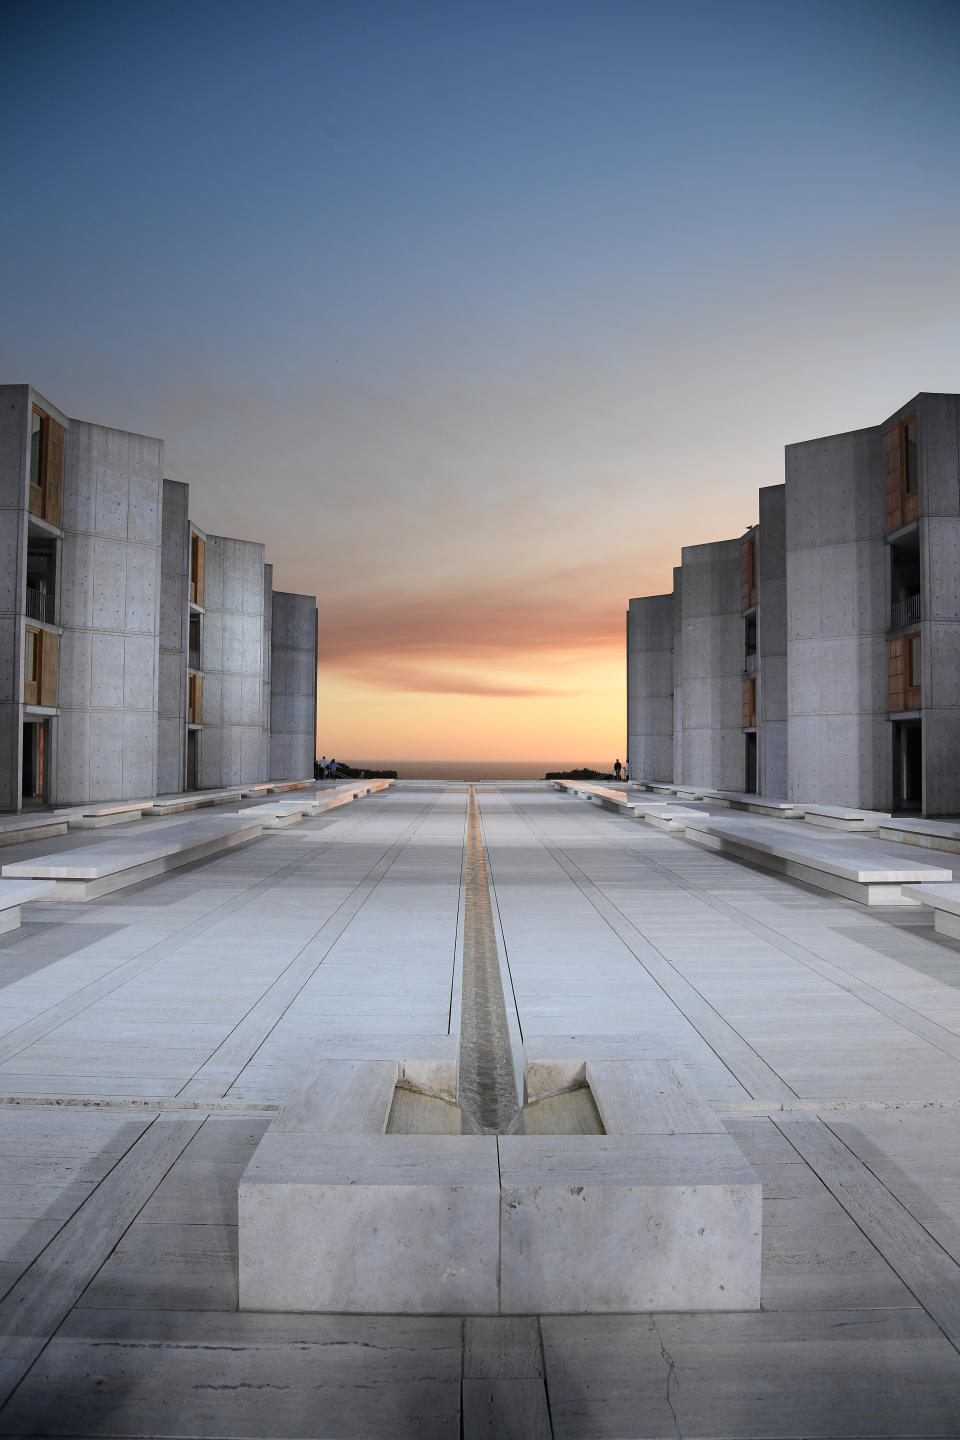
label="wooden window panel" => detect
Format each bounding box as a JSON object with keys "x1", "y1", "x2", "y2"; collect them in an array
[
  {"x1": 741, "y1": 536, "x2": 756, "y2": 610},
  {"x1": 188, "y1": 671, "x2": 203, "y2": 725},
  {"x1": 906, "y1": 631, "x2": 921, "y2": 709},
  {"x1": 44, "y1": 418, "x2": 64, "y2": 527},
  {"x1": 39, "y1": 631, "x2": 58, "y2": 707},
  {"x1": 888, "y1": 636, "x2": 905, "y2": 711},
  {"x1": 884, "y1": 426, "x2": 902, "y2": 534},
  {"x1": 742, "y1": 675, "x2": 757, "y2": 728},
  {"x1": 23, "y1": 627, "x2": 39, "y2": 706}
]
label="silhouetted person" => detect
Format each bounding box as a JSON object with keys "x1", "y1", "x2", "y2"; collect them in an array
[
  {"x1": 319, "y1": 755, "x2": 328, "y2": 780},
  {"x1": 614, "y1": 758, "x2": 622, "y2": 781},
  {"x1": 330, "y1": 758, "x2": 338, "y2": 779}
]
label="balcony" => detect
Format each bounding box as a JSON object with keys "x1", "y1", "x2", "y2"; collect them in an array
[
  {"x1": 891, "y1": 594, "x2": 921, "y2": 631},
  {"x1": 25, "y1": 587, "x2": 55, "y2": 625}
]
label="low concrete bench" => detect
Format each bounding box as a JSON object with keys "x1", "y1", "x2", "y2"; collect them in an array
[
  {"x1": 0, "y1": 813, "x2": 69, "y2": 848},
  {"x1": 877, "y1": 817, "x2": 960, "y2": 855},
  {"x1": 704, "y1": 791, "x2": 803, "y2": 818},
  {"x1": 150, "y1": 789, "x2": 243, "y2": 816},
  {"x1": 681, "y1": 813, "x2": 952, "y2": 905},
  {"x1": 0, "y1": 878, "x2": 58, "y2": 934},
  {"x1": 231, "y1": 800, "x2": 319, "y2": 829},
  {"x1": 62, "y1": 802, "x2": 153, "y2": 831},
  {"x1": 636, "y1": 801, "x2": 708, "y2": 833},
  {"x1": 802, "y1": 805, "x2": 891, "y2": 832},
  {"x1": 2, "y1": 814, "x2": 264, "y2": 901},
  {"x1": 240, "y1": 1049, "x2": 760, "y2": 1315},
  {"x1": 270, "y1": 779, "x2": 312, "y2": 793},
  {"x1": 901, "y1": 882, "x2": 960, "y2": 939}
]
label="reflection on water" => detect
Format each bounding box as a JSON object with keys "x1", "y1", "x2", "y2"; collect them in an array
[{"x1": 457, "y1": 787, "x2": 521, "y2": 1134}]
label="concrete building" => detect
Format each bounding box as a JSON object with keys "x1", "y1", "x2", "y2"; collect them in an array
[
  {"x1": 626, "y1": 593, "x2": 673, "y2": 784},
  {"x1": 0, "y1": 384, "x2": 319, "y2": 813},
  {"x1": 627, "y1": 393, "x2": 960, "y2": 815}
]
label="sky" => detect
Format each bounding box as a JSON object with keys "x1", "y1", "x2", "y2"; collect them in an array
[{"x1": 2, "y1": 0, "x2": 959, "y2": 767}]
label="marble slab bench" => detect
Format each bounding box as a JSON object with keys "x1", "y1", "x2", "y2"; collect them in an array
[
  {"x1": 149, "y1": 789, "x2": 243, "y2": 815},
  {"x1": 61, "y1": 802, "x2": 154, "y2": 830},
  {"x1": 901, "y1": 882, "x2": 960, "y2": 939},
  {"x1": 0, "y1": 878, "x2": 58, "y2": 934},
  {"x1": 703, "y1": 791, "x2": 803, "y2": 818},
  {"x1": 802, "y1": 805, "x2": 891, "y2": 832},
  {"x1": 680, "y1": 813, "x2": 952, "y2": 905},
  {"x1": 877, "y1": 817, "x2": 960, "y2": 854},
  {"x1": 0, "y1": 813, "x2": 69, "y2": 848},
  {"x1": 239, "y1": 1049, "x2": 761, "y2": 1315},
  {"x1": 1, "y1": 815, "x2": 264, "y2": 900}
]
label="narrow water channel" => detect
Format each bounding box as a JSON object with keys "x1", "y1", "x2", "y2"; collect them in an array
[{"x1": 457, "y1": 787, "x2": 521, "y2": 1134}]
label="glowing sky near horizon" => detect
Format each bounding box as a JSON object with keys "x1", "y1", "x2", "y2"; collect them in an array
[{"x1": 2, "y1": 0, "x2": 959, "y2": 764}]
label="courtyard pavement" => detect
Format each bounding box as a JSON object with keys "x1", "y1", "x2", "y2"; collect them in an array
[{"x1": 1, "y1": 782, "x2": 960, "y2": 1437}]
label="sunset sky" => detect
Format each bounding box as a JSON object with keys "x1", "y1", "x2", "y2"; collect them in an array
[{"x1": 3, "y1": 1, "x2": 959, "y2": 767}]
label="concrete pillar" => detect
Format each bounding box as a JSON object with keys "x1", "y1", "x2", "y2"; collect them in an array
[
  {"x1": 261, "y1": 564, "x2": 273, "y2": 784},
  {"x1": 55, "y1": 419, "x2": 163, "y2": 804},
  {"x1": 785, "y1": 426, "x2": 888, "y2": 808},
  {"x1": 626, "y1": 594, "x2": 673, "y2": 783},
  {"x1": 270, "y1": 591, "x2": 318, "y2": 780},
  {"x1": 157, "y1": 478, "x2": 190, "y2": 795},
  {"x1": 199, "y1": 534, "x2": 266, "y2": 787},
  {"x1": 757, "y1": 485, "x2": 787, "y2": 798},
  {"x1": 677, "y1": 539, "x2": 742, "y2": 789}
]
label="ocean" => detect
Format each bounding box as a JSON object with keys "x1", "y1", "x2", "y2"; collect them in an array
[{"x1": 356, "y1": 759, "x2": 612, "y2": 781}]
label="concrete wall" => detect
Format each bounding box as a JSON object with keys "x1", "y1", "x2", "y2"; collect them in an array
[
  {"x1": 785, "y1": 425, "x2": 889, "y2": 808},
  {"x1": 0, "y1": 386, "x2": 32, "y2": 811},
  {"x1": 199, "y1": 534, "x2": 266, "y2": 787},
  {"x1": 677, "y1": 538, "x2": 742, "y2": 789},
  {"x1": 626, "y1": 594, "x2": 673, "y2": 783},
  {"x1": 261, "y1": 564, "x2": 273, "y2": 785},
  {"x1": 903, "y1": 393, "x2": 960, "y2": 814},
  {"x1": 157, "y1": 479, "x2": 190, "y2": 796},
  {"x1": 671, "y1": 566, "x2": 682, "y2": 784},
  {"x1": 55, "y1": 419, "x2": 163, "y2": 804},
  {"x1": 757, "y1": 485, "x2": 788, "y2": 798},
  {"x1": 269, "y1": 591, "x2": 318, "y2": 780}
]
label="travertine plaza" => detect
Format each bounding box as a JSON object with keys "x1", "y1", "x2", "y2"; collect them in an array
[{"x1": 2, "y1": 778, "x2": 960, "y2": 1437}]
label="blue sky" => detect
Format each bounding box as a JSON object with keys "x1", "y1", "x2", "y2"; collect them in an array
[{"x1": 2, "y1": 0, "x2": 959, "y2": 759}]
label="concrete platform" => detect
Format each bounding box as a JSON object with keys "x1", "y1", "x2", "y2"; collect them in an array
[
  {"x1": 3, "y1": 781, "x2": 960, "y2": 1435},
  {"x1": 0, "y1": 877, "x2": 58, "y2": 934},
  {"x1": 681, "y1": 812, "x2": 953, "y2": 904},
  {"x1": 1, "y1": 815, "x2": 265, "y2": 899},
  {"x1": 878, "y1": 816, "x2": 960, "y2": 853}
]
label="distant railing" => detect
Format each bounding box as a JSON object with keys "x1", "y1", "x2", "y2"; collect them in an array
[
  {"x1": 891, "y1": 594, "x2": 921, "y2": 631},
  {"x1": 25, "y1": 587, "x2": 55, "y2": 624},
  {"x1": 744, "y1": 651, "x2": 758, "y2": 675}
]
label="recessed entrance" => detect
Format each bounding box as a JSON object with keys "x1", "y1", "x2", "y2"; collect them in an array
[
  {"x1": 893, "y1": 719, "x2": 922, "y2": 812},
  {"x1": 187, "y1": 729, "x2": 199, "y2": 791},
  {"x1": 744, "y1": 731, "x2": 757, "y2": 794},
  {"x1": 21, "y1": 719, "x2": 49, "y2": 806}
]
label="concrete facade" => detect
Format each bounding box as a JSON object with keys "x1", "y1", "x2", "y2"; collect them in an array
[
  {"x1": 626, "y1": 594, "x2": 673, "y2": 784},
  {"x1": 675, "y1": 538, "x2": 743, "y2": 790},
  {"x1": 270, "y1": 590, "x2": 319, "y2": 780},
  {"x1": 756, "y1": 484, "x2": 788, "y2": 798},
  {"x1": 0, "y1": 384, "x2": 319, "y2": 812},
  {"x1": 627, "y1": 392, "x2": 960, "y2": 816}
]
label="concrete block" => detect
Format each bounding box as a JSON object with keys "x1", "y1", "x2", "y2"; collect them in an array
[
  {"x1": 239, "y1": 1135, "x2": 501, "y2": 1314},
  {"x1": 498, "y1": 1134, "x2": 762, "y2": 1313}
]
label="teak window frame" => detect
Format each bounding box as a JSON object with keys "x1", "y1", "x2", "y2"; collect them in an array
[
  {"x1": 187, "y1": 671, "x2": 203, "y2": 725},
  {"x1": 23, "y1": 625, "x2": 58, "y2": 708},
  {"x1": 743, "y1": 674, "x2": 757, "y2": 728},
  {"x1": 889, "y1": 631, "x2": 921, "y2": 713},
  {"x1": 189, "y1": 533, "x2": 205, "y2": 607},
  {"x1": 885, "y1": 413, "x2": 919, "y2": 534},
  {"x1": 28, "y1": 406, "x2": 64, "y2": 528},
  {"x1": 741, "y1": 534, "x2": 757, "y2": 611}
]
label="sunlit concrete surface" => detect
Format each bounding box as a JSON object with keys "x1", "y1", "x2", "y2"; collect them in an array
[{"x1": 2, "y1": 783, "x2": 960, "y2": 1436}]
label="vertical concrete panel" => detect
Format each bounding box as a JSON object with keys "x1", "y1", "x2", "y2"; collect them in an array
[
  {"x1": 269, "y1": 591, "x2": 318, "y2": 779},
  {"x1": 56, "y1": 420, "x2": 163, "y2": 804},
  {"x1": 757, "y1": 485, "x2": 787, "y2": 797},
  {"x1": 626, "y1": 594, "x2": 673, "y2": 783},
  {"x1": 200, "y1": 534, "x2": 266, "y2": 787},
  {"x1": 785, "y1": 426, "x2": 890, "y2": 808},
  {"x1": 677, "y1": 539, "x2": 742, "y2": 789},
  {"x1": 261, "y1": 564, "x2": 273, "y2": 783},
  {"x1": 157, "y1": 480, "x2": 190, "y2": 795}
]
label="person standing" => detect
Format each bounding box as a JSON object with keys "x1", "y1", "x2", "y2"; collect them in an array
[
  {"x1": 329, "y1": 758, "x2": 338, "y2": 779},
  {"x1": 614, "y1": 758, "x2": 622, "y2": 781},
  {"x1": 623, "y1": 760, "x2": 630, "y2": 783},
  {"x1": 319, "y1": 755, "x2": 328, "y2": 780}
]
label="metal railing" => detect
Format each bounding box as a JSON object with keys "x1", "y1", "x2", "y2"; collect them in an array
[
  {"x1": 25, "y1": 587, "x2": 55, "y2": 624},
  {"x1": 891, "y1": 594, "x2": 921, "y2": 631}
]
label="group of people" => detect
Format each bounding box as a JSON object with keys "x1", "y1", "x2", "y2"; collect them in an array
[
  {"x1": 316, "y1": 755, "x2": 339, "y2": 780},
  {"x1": 613, "y1": 758, "x2": 630, "y2": 782}
]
